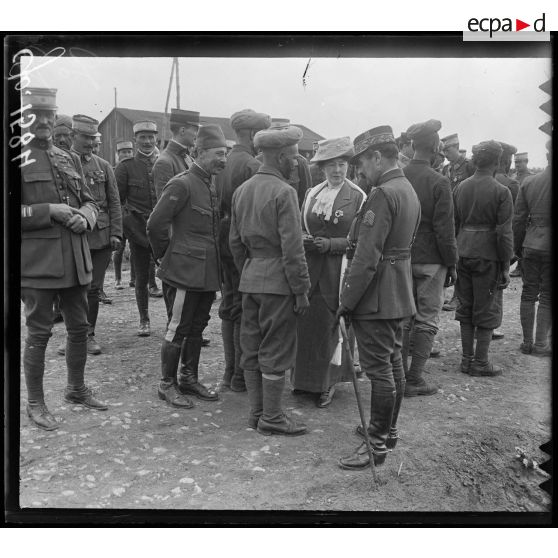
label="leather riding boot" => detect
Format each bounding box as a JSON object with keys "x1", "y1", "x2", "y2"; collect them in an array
[
  {"x1": 158, "y1": 340, "x2": 193, "y2": 408},
  {"x1": 387, "y1": 378, "x2": 405, "y2": 449},
  {"x1": 533, "y1": 305, "x2": 552, "y2": 355},
  {"x1": 178, "y1": 337, "x2": 218, "y2": 401},
  {"x1": 470, "y1": 327, "x2": 503, "y2": 376},
  {"x1": 23, "y1": 340, "x2": 47, "y2": 403},
  {"x1": 136, "y1": 287, "x2": 150, "y2": 336},
  {"x1": 257, "y1": 374, "x2": 307, "y2": 436},
  {"x1": 404, "y1": 328, "x2": 438, "y2": 397},
  {"x1": 244, "y1": 369, "x2": 264, "y2": 429},
  {"x1": 220, "y1": 319, "x2": 235, "y2": 390},
  {"x1": 520, "y1": 300, "x2": 536, "y2": 353},
  {"x1": 66, "y1": 336, "x2": 87, "y2": 393},
  {"x1": 27, "y1": 401, "x2": 59, "y2": 431},
  {"x1": 230, "y1": 320, "x2": 246, "y2": 392},
  {"x1": 459, "y1": 322, "x2": 475, "y2": 374},
  {"x1": 401, "y1": 324, "x2": 412, "y2": 375},
  {"x1": 339, "y1": 385, "x2": 395, "y2": 469}
]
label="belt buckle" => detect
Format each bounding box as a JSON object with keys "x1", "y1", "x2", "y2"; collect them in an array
[{"x1": 389, "y1": 258, "x2": 396, "y2": 265}]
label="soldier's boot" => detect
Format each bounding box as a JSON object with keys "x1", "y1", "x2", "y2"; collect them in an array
[
  {"x1": 219, "y1": 319, "x2": 235, "y2": 391},
  {"x1": 404, "y1": 328, "x2": 438, "y2": 397},
  {"x1": 519, "y1": 300, "x2": 536, "y2": 354},
  {"x1": 230, "y1": 320, "x2": 246, "y2": 392},
  {"x1": 401, "y1": 321, "x2": 412, "y2": 376},
  {"x1": 533, "y1": 305, "x2": 552, "y2": 356},
  {"x1": 157, "y1": 340, "x2": 194, "y2": 408},
  {"x1": 339, "y1": 384, "x2": 395, "y2": 469},
  {"x1": 178, "y1": 337, "x2": 218, "y2": 401},
  {"x1": 87, "y1": 335, "x2": 102, "y2": 355},
  {"x1": 469, "y1": 327, "x2": 503, "y2": 377},
  {"x1": 459, "y1": 322, "x2": 475, "y2": 374},
  {"x1": 244, "y1": 369, "x2": 264, "y2": 429},
  {"x1": 24, "y1": 339, "x2": 59, "y2": 430},
  {"x1": 136, "y1": 288, "x2": 150, "y2": 336},
  {"x1": 64, "y1": 335, "x2": 108, "y2": 410},
  {"x1": 257, "y1": 374, "x2": 307, "y2": 436}
]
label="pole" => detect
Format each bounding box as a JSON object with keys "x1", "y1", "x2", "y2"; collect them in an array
[
  {"x1": 339, "y1": 317, "x2": 378, "y2": 483},
  {"x1": 163, "y1": 58, "x2": 176, "y2": 146},
  {"x1": 114, "y1": 87, "x2": 117, "y2": 108},
  {"x1": 175, "y1": 57, "x2": 180, "y2": 109}
]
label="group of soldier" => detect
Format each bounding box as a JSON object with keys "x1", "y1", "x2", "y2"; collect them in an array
[{"x1": 19, "y1": 86, "x2": 551, "y2": 471}]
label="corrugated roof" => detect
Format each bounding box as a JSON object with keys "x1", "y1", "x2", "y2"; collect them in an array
[{"x1": 102, "y1": 107, "x2": 324, "y2": 152}]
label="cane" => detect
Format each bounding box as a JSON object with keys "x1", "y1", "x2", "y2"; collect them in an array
[{"x1": 338, "y1": 316, "x2": 377, "y2": 483}]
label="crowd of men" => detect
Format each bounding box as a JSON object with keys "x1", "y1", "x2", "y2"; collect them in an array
[{"x1": 19, "y1": 86, "x2": 551, "y2": 471}]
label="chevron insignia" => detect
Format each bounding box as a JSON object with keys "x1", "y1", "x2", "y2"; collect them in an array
[{"x1": 363, "y1": 209, "x2": 375, "y2": 226}]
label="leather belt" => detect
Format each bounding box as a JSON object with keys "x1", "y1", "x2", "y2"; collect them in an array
[
  {"x1": 380, "y1": 250, "x2": 411, "y2": 264},
  {"x1": 462, "y1": 225, "x2": 495, "y2": 232}
]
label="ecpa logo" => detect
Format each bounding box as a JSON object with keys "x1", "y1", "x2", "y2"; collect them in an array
[{"x1": 463, "y1": 12, "x2": 549, "y2": 41}]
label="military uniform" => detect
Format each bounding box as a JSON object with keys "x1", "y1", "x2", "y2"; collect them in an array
[
  {"x1": 147, "y1": 125, "x2": 226, "y2": 408},
  {"x1": 338, "y1": 125, "x2": 421, "y2": 469},
  {"x1": 513, "y1": 165, "x2": 552, "y2": 354},
  {"x1": 442, "y1": 154, "x2": 476, "y2": 191},
  {"x1": 153, "y1": 140, "x2": 190, "y2": 199},
  {"x1": 401, "y1": 119, "x2": 458, "y2": 397},
  {"x1": 495, "y1": 172, "x2": 520, "y2": 204},
  {"x1": 20, "y1": 88, "x2": 106, "y2": 431},
  {"x1": 495, "y1": 141, "x2": 520, "y2": 204},
  {"x1": 453, "y1": 141, "x2": 514, "y2": 376},
  {"x1": 70, "y1": 115, "x2": 122, "y2": 350},
  {"x1": 230, "y1": 125, "x2": 310, "y2": 436},
  {"x1": 115, "y1": 121, "x2": 159, "y2": 334}
]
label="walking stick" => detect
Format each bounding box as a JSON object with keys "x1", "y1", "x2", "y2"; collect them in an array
[{"x1": 338, "y1": 316, "x2": 377, "y2": 483}]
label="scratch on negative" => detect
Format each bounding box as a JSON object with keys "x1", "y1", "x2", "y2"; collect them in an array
[{"x1": 302, "y1": 58, "x2": 312, "y2": 88}]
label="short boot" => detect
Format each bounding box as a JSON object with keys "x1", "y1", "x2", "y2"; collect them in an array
[
  {"x1": 87, "y1": 335, "x2": 101, "y2": 355},
  {"x1": 459, "y1": 322, "x2": 475, "y2": 374},
  {"x1": 257, "y1": 374, "x2": 307, "y2": 436},
  {"x1": 339, "y1": 386, "x2": 395, "y2": 469},
  {"x1": 219, "y1": 319, "x2": 235, "y2": 390},
  {"x1": 244, "y1": 369, "x2": 264, "y2": 429},
  {"x1": 230, "y1": 320, "x2": 246, "y2": 392},
  {"x1": 64, "y1": 385, "x2": 108, "y2": 410},
  {"x1": 157, "y1": 340, "x2": 194, "y2": 408},
  {"x1": 178, "y1": 337, "x2": 218, "y2": 401},
  {"x1": 136, "y1": 288, "x2": 150, "y2": 336},
  {"x1": 469, "y1": 327, "x2": 503, "y2": 376},
  {"x1": 404, "y1": 328, "x2": 438, "y2": 397},
  {"x1": 533, "y1": 305, "x2": 552, "y2": 356},
  {"x1": 26, "y1": 401, "x2": 59, "y2": 431}
]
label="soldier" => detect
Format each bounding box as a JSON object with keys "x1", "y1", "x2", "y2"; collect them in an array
[
  {"x1": 147, "y1": 124, "x2": 226, "y2": 408},
  {"x1": 336, "y1": 125, "x2": 421, "y2": 470},
  {"x1": 53, "y1": 114, "x2": 73, "y2": 151},
  {"x1": 153, "y1": 108, "x2": 200, "y2": 200},
  {"x1": 396, "y1": 132, "x2": 413, "y2": 168},
  {"x1": 20, "y1": 88, "x2": 107, "y2": 431},
  {"x1": 115, "y1": 120, "x2": 159, "y2": 336},
  {"x1": 92, "y1": 132, "x2": 102, "y2": 156},
  {"x1": 453, "y1": 141, "x2": 513, "y2": 377},
  {"x1": 432, "y1": 140, "x2": 446, "y2": 174},
  {"x1": 215, "y1": 108, "x2": 271, "y2": 393},
  {"x1": 514, "y1": 152, "x2": 533, "y2": 186},
  {"x1": 513, "y1": 141, "x2": 552, "y2": 356},
  {"x1": 229, "y1": 125, "x2": 311, "y2": 436},
  {"x1": 440, "y1": 133, "x2": 475, "y2": 312},
  {"x1": 115, "y1": 139, "x2": 134, "y2": 165},
  {"x1": 401, "y1": 119, "x2": 457, "y2": 397},
  {"x1": 495, "y1": 142, "x2": 520, "y2": 203},
  {"x1": 62, "y1": 115, "x2": 122, "y2": 355}
]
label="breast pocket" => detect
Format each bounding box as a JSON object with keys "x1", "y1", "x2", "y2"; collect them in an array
[
  {"x1": 23, "y1": 171, "x2": 55, "y2": 202},
  {"x1": 21, "y1": 227, "x2": 64, "y2": 278},
  {"x1": 166, "y1": 240, "x2": 207, "y2": 289},
  {"x1": 190, "y1": 203, "x2": 213, "y2": 231}
]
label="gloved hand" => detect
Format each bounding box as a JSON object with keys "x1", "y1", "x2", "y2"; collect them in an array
[
  {"x1": 303, "y1": 233, "x2": 317, "y2": 252},
  {"x1": 314, "y1": 237, "x2": 331, "y2": 254}
]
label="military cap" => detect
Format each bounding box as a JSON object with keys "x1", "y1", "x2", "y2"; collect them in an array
[
  {"x1": 53, "y1": 114, "x2": 72, "y2": 132},
  {"x1": 514, "y1": 152, "x2": 528, "y2": 161},
  {"x1": 254, "y1": 125, "x2": 303, "y2": 150},
  {"x1": 498, "y1": 141, "x2": 517, "y2": 155},
  {"x1": 352, "y1": 125, "x2": 396, "y2": 159},
  {"x1": 195, "y1": 124, "x2": 227, "y2": 149},
  {"x1": 230, "y1": 109, "x2": 271, "y2": 131},
  {"x1": 270, "y1": 118, "x2": 291, "y2": 129},
  {"x1": 133, "y1": 120, "x2": 158, "y2": 134},
  {"x1": 406, "y1": 119, "x2": 442, "y2": 141},
  {"x1": 72, "y1": 114, "x2": 99, "y2": 136},
  {"x1": 170, "y1": 108, "x2": 200, "y2": 127},
  {"x1": 116, "y1": 139, "x2": 134, "y2": 151},
  {"x1": 310, "y1": 136, "x2": 354, "y2": 163},
  {"x1": 441, "y1": 133, "x2": 459, "y2": 147},
  {"x1": 22, "y1": 87, "x2": 57, "y2": 110},
  {"x1": 94, "y1": 132, "x2": 102, "y2": 140},
  {"x1": 472, "y1": 140, "x2": 503, "y2": 157}
]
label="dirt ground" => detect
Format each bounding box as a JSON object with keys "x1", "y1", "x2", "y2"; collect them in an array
[{"x1": 18, "y1": 263, "x2": 552, "y2": 514}]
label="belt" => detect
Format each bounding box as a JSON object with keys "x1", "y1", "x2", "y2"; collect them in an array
[
  {"x1": 247, "y1": 247, "x2": 283, "y2": 258},
  {"x1": 462, "y1": 225, "x2": 495, "y2": 232},
  {"x1": 379, "y1": 250, "x2": 411, "y2": 264}
]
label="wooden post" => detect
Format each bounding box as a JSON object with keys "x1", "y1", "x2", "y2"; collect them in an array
[
  {"x1": 175, "y1": 58, "x2": 180, "y2": 109},
  {"x1": 163, "y1": 58, "x2": 176, "y2": 145}
]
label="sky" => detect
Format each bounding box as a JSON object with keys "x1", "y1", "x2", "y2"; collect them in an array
[{"x1": 19, "y1": 54, "x2": 552, "y2": 168}]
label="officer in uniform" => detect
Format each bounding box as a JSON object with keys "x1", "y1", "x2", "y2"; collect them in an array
[
  {"x1": 20, "y1": 88, "x2": 107, "y2": 431},
  {"x1": 147, "y1": 124, "x2": 226, "y2": 408},
  {"x1": 153, "y1": 108, "x2": 200, "y2": 200},
  {"x1": 453, "y1": 140, "x2": 514, "y2": 377},
  {"x1": 215, "y1": 108, "x2": 271, "y2": 392},
  {"x1": 513, "y1": 141, "x2": 552, "y2": 356},
  {"x1": 402, "y1": 119, "x2": 457, "y2": 397},
  {"x1": 513, "y1": 152, "x2": 533, "y2": 186},
  {"x1": 68, "y1": 115, "x2": 122, "y2": 354},
  {"x1": 336, "y1": 125, "x2": 421, "y2": 470},
  {"x1": 53, "y1": 114, "x2": 73, "y2": 151},
  {"x1": 115, "y1": 120, "x2": 159, "y2": 336},
  {"x1": 230, "y1": 125, "x2": 311, "y2": 436}
]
